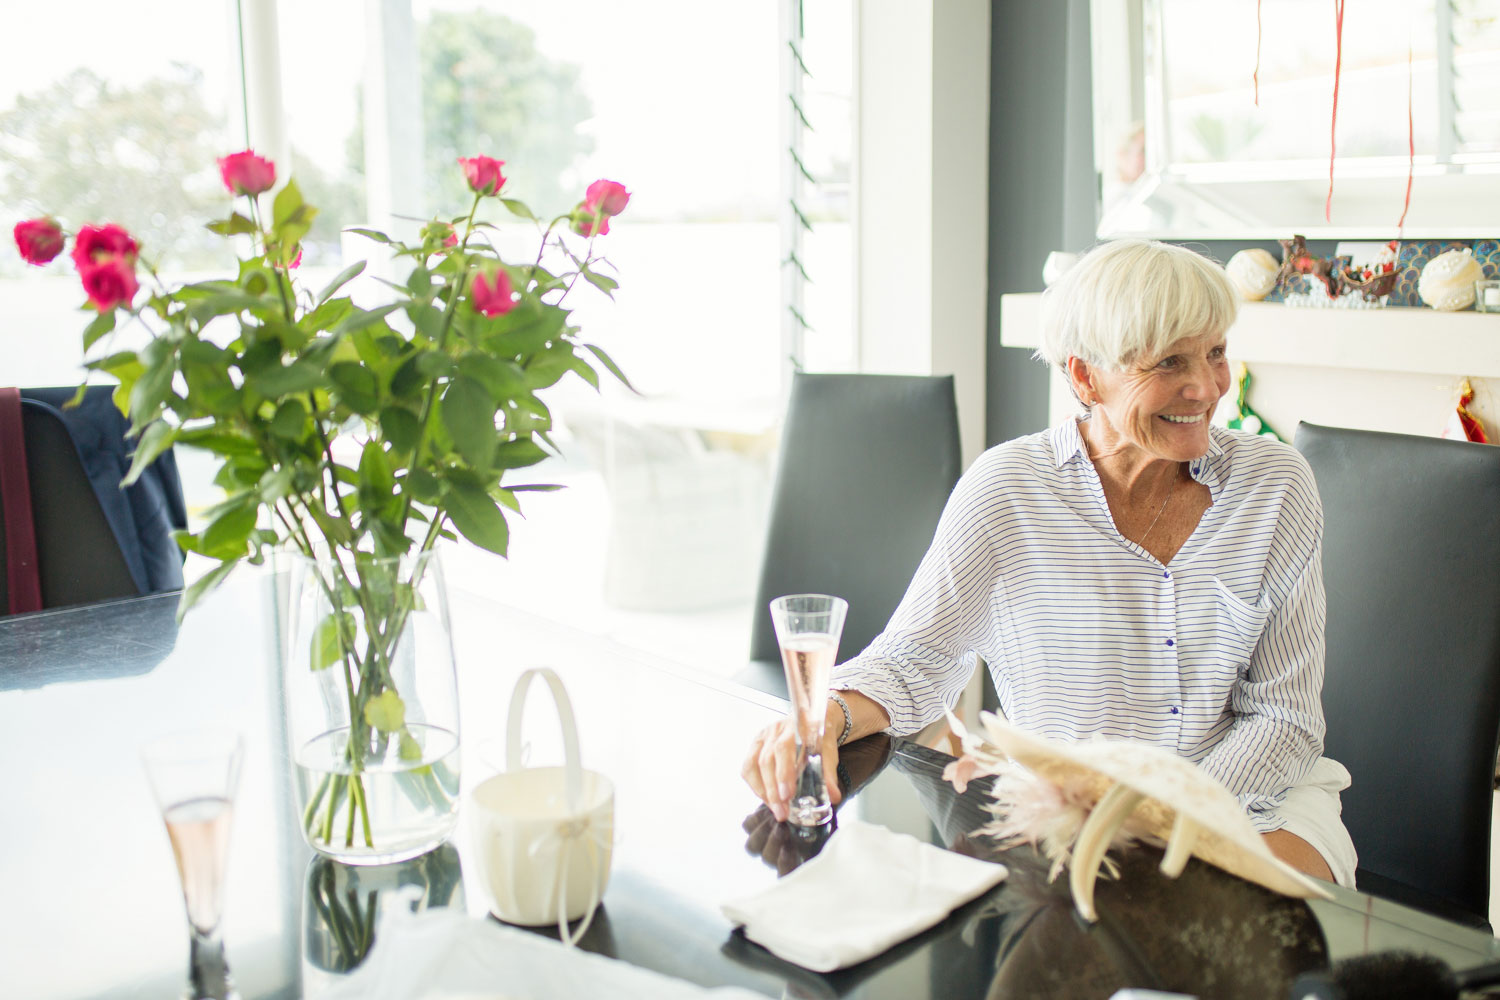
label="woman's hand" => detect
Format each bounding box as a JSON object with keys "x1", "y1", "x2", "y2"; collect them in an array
[{"x1": 741, "y1": 704, "x2": 843, "y2": 822}]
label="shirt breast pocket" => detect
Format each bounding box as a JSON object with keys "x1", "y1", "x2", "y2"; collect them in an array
[{"x1": 1209, "y1": 577, "x2": 1271, "y2": 680}]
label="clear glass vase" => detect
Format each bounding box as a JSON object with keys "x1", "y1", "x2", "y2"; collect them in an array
[{"x1": 282, "y1": 547, "x2": 461, "y2": 865}]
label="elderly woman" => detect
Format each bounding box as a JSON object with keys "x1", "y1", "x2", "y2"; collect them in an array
[{"x1": 742, "y1": 239, "x2": 1356, "y2": 886}]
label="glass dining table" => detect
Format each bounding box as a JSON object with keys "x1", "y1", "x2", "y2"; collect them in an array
[{"x1": 3, "y1": 569, "x2": 1497, "y2": 999}]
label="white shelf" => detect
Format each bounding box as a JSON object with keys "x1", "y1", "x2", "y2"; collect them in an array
[{"x1": 999, "y1": 294, "x2": 1500, "y2": 378}]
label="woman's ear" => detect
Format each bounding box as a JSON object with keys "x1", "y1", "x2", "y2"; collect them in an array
[{"x1": 1066, "y1": 356, "x2": 1097, "y2": 407}]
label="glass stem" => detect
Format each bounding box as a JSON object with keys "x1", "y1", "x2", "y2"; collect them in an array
[{"x1": 186, "y1": 927, "x2": 236, "y2": 1000}]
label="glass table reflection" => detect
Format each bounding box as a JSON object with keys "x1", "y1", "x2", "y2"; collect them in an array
[{"x1": 2, "y1": 571, "x2": 1497, "y2": 1000}]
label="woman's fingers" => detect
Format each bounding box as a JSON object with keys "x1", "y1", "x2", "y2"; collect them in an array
[
  {"x1": 743, "y1": 718, "x2": 846, "y2": 820},
  {"x1": 822, "y1": 733, "x2": 843, "y2": 806}
]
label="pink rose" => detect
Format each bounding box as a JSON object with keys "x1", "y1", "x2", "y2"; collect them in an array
[
  {"x1": 71, "y1": 223, "x2": 139, "y2": 269},
  {"x1": 570, "y1": 207, "x2": 611, "y2": 238},
  {"x1": 443, "y1": 230, "x2": 459, "y2": 249},
  {"x1": 585, "y1": 179, "x2": 630, "y2": 218},
  {"x1": 276, "y1": 246, "x2": 303, "y2": 270},
  {"x1": 470, "y1": 268, "x2": 516, "y2": 317},
  {"x1": 217, "y1": 150, "x2": 276, "y2": 196},
  {"x1": 458, "y1": 156, "x2": 507, "y2": 196},
  {"x1": 13, "y1": 217, "x2": 65, "y2": 266},
  {"x1": 79, "y1": 254, "x2": 139, "y2": 312}
]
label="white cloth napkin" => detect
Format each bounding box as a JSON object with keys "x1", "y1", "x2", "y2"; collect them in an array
[{"x1": 720, "y1": 819, "x2": 1008, "y2": 972}]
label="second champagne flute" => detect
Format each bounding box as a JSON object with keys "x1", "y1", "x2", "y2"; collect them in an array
[{"x1": 769, "y1": 593, "x2": 848, "y2": 827}]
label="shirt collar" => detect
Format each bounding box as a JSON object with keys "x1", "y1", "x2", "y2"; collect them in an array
[{"x1": 1051, "y1": 416, "x2": 1228, "y2": 489}]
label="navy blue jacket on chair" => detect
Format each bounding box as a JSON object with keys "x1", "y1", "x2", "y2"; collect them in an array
[{"x1": 20, "y1": 386, "x2": 187, "y2": 596}]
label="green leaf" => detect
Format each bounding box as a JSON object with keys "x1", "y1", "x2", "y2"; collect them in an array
[
  {"x1": 176, "y1": 560, "x2": 239, "y2": 623},
  {"x1": 364, "y1": 690, "x2": 406, "y2": 733},
  {"x1": 257, "y1": 466, "x2": 296, "y2": 503},
  {"x1": 269, "y1": 398, "x2": 311, "y2": 440},
  {"x1": 440, "y1": 377, "x2": 498, "y2": 468},
  {"x1": 581, "y1": 342, "x2": 636, "y2": 391},
  {"x1": 272, "y1": 178, "x2": 305, "y2": 228},
  {"x1": 443, "y1": 480, "x2": 510, "y2": 556},
  {"x1": 333, "y1": 303, "x2": 401, "y2": 336},
  {"x1": 493, "y1": 439, "x2": 549, "y2": 470},
  {"x1": 398, "y1": 732, "x2": 424, "y2": 761},
  {"x1": 121, "y1": 421, "x2": 178, "y2": 487},
  {"x1": 128, "y1": 354, "x2": 176, "y2": 422},
  {"x1": 359, "y1": 439, "x2": 395, "y2": 496},
  {"x1": 315, "y1": 261, "x2": 366, "y2": 307},
  {"x1": 250, "y1": 361, "x2": 324, "y2": 397},
  {"x1": 328, "y1": 362, "x2": 380, "y2": 414},
  {"x1": 500, "y1": 198, "x2": 536, "y2": 220},
  {"x1": 310, "y1": 611, "x2": 357, "y2": 672},
  {"x1": 408, "y1": 302, "x2": 446, "y2": 342},
  {"x1": 204, "y1": 213, "x2": 258, "y2": 236},
  {"x1": 82, "y1": 310, "x2": 116, "y2": 351},
  {"x1": 406, "y1": 265, "x2": 432, "y2": 298},
  {"x1": 303, "y1": 297, "x2": 354, "y2": 334},
  {"x1": 271, "y1": 178, "x2": 317, "y2": 249},
  {"x1": 345, "y1": 227, "x2": 394, "y2": 245},
  {"x1": 404, "y1": 468, "x2": 442, "y2": 503},
  {"x1": 415, "y1": 351, "x2": 455, "y2": 378},
  {"x1": 201, "y1": 500, "x2": 259, "y2": 560},
  {"x1": 582, "y1": 267, "x2": 619, "y2": 297},
  {"x1": 457, "y1": 355, "x2": 525, "y2": 399},
  {"x1": 176, "y1": 428, "x2": 261, "y2": 456},
  {"x1": 482, "y1": 303, "x2": 567, "y2": 356},
  {"x1": 379, "y1": 405, "x2": 421, "y2": 454}
]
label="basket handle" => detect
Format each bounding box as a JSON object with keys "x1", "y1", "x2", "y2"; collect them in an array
[{"x1": 505, "y1": 667, "x2": 583, "y2": 810}]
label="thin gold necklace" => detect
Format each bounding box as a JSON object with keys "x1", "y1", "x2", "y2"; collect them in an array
[{"x1": 1138, "y1": 465, "x2": 1182, "y2": 545}]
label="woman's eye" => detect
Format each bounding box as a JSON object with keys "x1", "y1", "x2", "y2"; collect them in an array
[
  {"x1": 1156, "y1": 356, "x2": 1181, "y2": 370},
  {"x1": 1209, "y1": 346, "x2": 1227, "y2": 360}
]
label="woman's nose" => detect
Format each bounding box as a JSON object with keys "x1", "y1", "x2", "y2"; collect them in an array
[{"x1": 1181, "y1": 362, "x2": 1220, "y2": 400}]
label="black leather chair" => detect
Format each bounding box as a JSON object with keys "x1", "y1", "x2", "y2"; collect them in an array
[
  {"x1": 1295, "y1": 421, "x2": 1500, "y2": 928},
  {"x1": 0, "y1": 387, "x2": 184, "y2": 612},
  {"x1": 735, "y1": 373, "x2": 963, "y2": 697}
]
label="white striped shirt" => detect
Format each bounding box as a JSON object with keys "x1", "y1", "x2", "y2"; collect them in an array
[{"x1": 831, "y1": 418, "x2": 1327, "y2": 831}]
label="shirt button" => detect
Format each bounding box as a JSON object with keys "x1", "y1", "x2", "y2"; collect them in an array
[
  {"x1": 1170, "y1": 707, "x2": 1180, "y2": 715},
  {"x1": 1165, "y1": 638, "x2": 1175, "y2": 647},
  {"x1": 1162, "y1": 570, "x2": 1170, "y2": 579}
]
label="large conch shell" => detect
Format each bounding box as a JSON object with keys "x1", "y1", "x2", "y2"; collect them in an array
[{"x1": 944, "y1": 712, "x2": 1333, "y2": 922}]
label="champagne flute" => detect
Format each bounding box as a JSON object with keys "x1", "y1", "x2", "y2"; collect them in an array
[
  {"x1": 141, "y1": 729, "x2": 244, "y2": 1000},
  {"x1": 769, "y1": 594, "x2": 848, "y2": 827}
]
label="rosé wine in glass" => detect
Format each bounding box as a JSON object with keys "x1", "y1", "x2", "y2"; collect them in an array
[
  {"x1": 769, "y1": 595, "x2": 848, "y2": 826},
  {"x1": 142, "y1": 730, "x2": 243, "y2": 1000}
]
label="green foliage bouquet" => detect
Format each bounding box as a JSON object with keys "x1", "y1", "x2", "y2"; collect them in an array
[{"x1": 17, "y1": 149, "x2": 631, "y2": 856}]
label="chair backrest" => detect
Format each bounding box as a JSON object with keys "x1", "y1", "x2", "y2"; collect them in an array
[
  {"x1": 1294, "y1": 421, "x2": 1500, "y2": 925},
  {"x1": 746, "y1": 373, "x2": 963, "y2": 682}
]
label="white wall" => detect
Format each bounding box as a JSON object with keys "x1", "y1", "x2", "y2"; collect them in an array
[{"x1": 856, "y1": 0, "x2": 991, "y2": 466}]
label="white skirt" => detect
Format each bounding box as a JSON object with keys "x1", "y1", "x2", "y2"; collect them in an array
[{"x1": 1273, "y1": 756, "x2": 1358, "y2": 888}]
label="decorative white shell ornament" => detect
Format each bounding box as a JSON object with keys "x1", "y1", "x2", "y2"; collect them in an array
[
  {"x1": 1418, "y1": 248, "x2": 1482, "y2": 311},
  {"x1": 943, "y1": 712, "x2": 1332, "y2": 923},
  {"x1": 1225, "y1": 248, "x2": 1279, "y2": 301}
]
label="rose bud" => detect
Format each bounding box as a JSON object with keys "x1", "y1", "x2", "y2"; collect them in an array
[
  {"x1": 13, "y1": 218, "x2": 65, "y2": 266},
  {"x1": 585, "y1": 179, "x2": 630, "y2": 218},
  {"x1": 71, "y1": 223, "x2": 140, "y2": 269},
  {"x1": 458, "y1": 156, "x2": 507, "y2": 197},
  {"x1": 570, "y1": 207, "x2": 611, "y2": 238},
  {"x1": 470, "y1": 267, "x2": 516, "y2": 317},
  {"x1": 79, "y1": 254, "x2": 139, "y2": 312},
  {"x1": 218, "y1": 150, "x2": 277, "y2": 197}
]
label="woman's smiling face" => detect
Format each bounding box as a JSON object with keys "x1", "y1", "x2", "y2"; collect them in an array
[{"x1": 1085, "y1": 331, "x2": 1232, "y2": 462}]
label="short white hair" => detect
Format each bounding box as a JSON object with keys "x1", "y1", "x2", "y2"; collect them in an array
[{"x1": 1035, "y1": 239, "x2": 1238, "y2": 372}]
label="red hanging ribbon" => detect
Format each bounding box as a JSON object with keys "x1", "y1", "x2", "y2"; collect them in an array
[
  {"x1": 1326, "y1": 0, "x2": 1346, "y2": 222},
  {"x1": 1397, "y1": 34, "x2": 1415, "y2": 233},
  {"x1": 1254, "y1": 0, "x2": 1262, "y2": 107}
]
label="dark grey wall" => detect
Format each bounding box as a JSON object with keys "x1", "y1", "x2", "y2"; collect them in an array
[{"x1": 984, "y1": 0, "x2": 1096, "y2": 448}]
